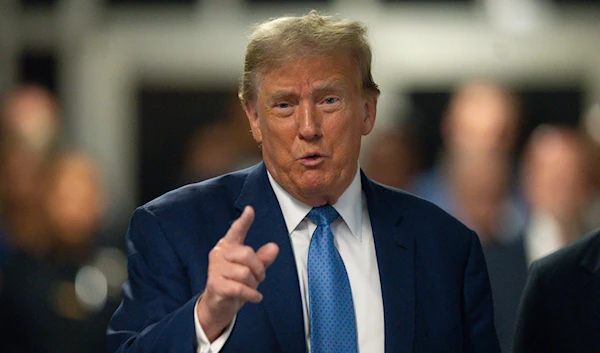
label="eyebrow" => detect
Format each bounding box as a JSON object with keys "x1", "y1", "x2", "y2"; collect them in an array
[
  {"x1": 267, "y1": 79, "x2": 349, "y2": 104},
  {"x1": 269, "y1": 90, "x2": 298, "y2": 104},
  {"x1": 311, "y1": 80, "x2": 348, "y2": 95}
]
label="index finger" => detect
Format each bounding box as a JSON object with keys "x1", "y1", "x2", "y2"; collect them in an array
[{"x1": 223, "y1": 206, "x2": 255, "y2": 244}]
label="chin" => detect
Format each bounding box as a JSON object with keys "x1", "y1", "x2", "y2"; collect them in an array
[
  {"x1": 295, "y1": 171, "x2": 331, "y2": 189},
  {"x1": 295, "y1": 179, "x2": 335, "y2": 201}
]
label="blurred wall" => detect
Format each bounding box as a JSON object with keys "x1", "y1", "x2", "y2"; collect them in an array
[{"x1": 1, "y1": 0, "x2": 600, "y2": 217}]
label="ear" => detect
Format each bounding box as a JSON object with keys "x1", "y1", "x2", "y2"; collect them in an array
[
  {"x1": 244, "y1": 101, "x2": 262, "y2": 144},
  {"x1": 360, "y1": 95, "x2": 377, "y2": 136}
]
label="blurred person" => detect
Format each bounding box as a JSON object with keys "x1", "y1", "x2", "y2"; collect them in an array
[
  {"x1": 0, "y1": 151, "x2": 126, "y2": 353},
  {"x1": 181, "y1": 122, "x2": 243, "y2": 183},
  {"x1": 0, "y1": 84, "x2": 61, "y2": 154},
  {"x1": 0, "y1": 139, "x2": 48, "y2": 259},
  {"x1": 180, "y1": 94, "x2": 262, "y2": 185},
  {"x1": 410, "y1": 81, "x2": 527, "y2": 353},
  {"x1": 362, "y1": 126, "x2": 423, "y2": 190},
  {"x1": 0, "y1": 84, "x2": 62, "y2": 270},
  {"x1": 411, "y1": 81, "x2": 525, "y2": 244},
  {"x1": 520, "y1": 125, "x2": 594, "y2": 264},
  {"x1": 513, "y1": 227, "x2": 600, "y2": 352},
  {"x1": 108, "y1": 11, "x2": 499, "y2": 353},
  {"x1": 583, "y1": 139, "x2": 600, "y2": 230},
  {"x1": 453, "y1": 151, "x2": 528, "y2": 353}
]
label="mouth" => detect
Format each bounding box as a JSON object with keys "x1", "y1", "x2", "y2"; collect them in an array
[{"x1": 299, "y1": 153, "x2": 325, "y2": 165}]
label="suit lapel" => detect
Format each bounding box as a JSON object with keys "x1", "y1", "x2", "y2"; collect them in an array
[
  {"x1": 577, "y1": 230, "x2": 600, "y2": 328},
  {"x1": 235, "y1": 162, "x2": 307, "y2": 353},
  {"x1": 580, "y1": 230, "x2": 600, "y2": 278},
  {"x1": 362, "y1": 173, "x2": 415, "y2": 353}
]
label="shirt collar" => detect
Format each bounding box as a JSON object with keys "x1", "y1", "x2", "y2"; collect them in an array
[{"x1": 267, "y1": 167, "x2": 363, "y2": 240}]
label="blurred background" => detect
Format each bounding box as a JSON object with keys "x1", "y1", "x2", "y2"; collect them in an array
[{"x1": 0, "y1": 0, "x2": 599, "y2": 352}]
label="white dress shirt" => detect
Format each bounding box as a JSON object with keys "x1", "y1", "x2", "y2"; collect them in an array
[
  {"x1": 524, "y1": 211, "x2": 569, "y2": 265},
  {"x1": 195, "y1": 168, "x2": 385, "y2": 352}
]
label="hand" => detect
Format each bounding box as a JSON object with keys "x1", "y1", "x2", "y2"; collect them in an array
[{"x1": 196, "y1": 206, "x2": 279, "y2": 342}]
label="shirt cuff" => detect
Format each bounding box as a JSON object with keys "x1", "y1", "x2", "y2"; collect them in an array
[{"x1": 194, "y1": 297, "x2": 236, "y2": 353}]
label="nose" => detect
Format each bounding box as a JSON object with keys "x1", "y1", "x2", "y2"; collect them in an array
[{"x1": 297, "y1": 101, "x2": 321, "y2": 140}]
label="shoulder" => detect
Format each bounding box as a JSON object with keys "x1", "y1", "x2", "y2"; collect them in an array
[
  {"x1": 126, "y1": 164, "x2": 259, "y2": 242},
  {"x1": 140, "y1": 164, "x2": 257, "y2": 217},
  {"x1": 530, "y1": 228, "x2": 600, "y2": 279},
  {"x1": 367, "y1": 178, "x2": 472, "y2": 233},
  {"x1": 124, "y1": 165, "x2": 261, "y2": 256},
  {"x1": 364, "y1": 178, "x2": 478, "y2": 262}
]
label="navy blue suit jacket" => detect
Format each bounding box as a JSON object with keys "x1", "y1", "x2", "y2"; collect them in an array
[
  {"x1": 107, "y1": 162, "x2": 499, "y2": 352},
  {"x1": 513, "y1": 228, "x2": 600, "y2": 352}
]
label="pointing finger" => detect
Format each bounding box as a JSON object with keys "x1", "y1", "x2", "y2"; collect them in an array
[{"x1": 224, "y1": 206, "x2": 255, "y2": 244}]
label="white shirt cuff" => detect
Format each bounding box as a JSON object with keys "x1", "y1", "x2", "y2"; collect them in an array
[{"x1": 194, "y1": 298, "x2": 237, "y2": 353}]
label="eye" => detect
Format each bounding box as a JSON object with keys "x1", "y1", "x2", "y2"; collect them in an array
[
  {"x1": 272, "y1": 101, "x2": 294, "y2": 117},
  {"x1": 319, "y1": 96, "x2": 342, "y2": 112},
  {"x1": 323, "y1": 97, "x2": 339, "y2": 105}
]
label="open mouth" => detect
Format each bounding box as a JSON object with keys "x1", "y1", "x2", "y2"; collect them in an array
[{"x1": 299, "y1": 153, "x2": 325, "y2": 165}]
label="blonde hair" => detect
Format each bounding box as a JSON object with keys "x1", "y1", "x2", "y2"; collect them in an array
[{"x1": 239, "y1": 10, "x2": 380, "y2": 103}]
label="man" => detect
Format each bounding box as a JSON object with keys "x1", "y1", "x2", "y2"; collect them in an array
[
  {"x1": 513, "y1": 228, "x2": 600, "y2": 352},
  {"x1": 520, "y1": 125, "x2": 594, "y2": 264},
  {"x1": 108, "y1": 11, "x2": 499, "y2": 353},
  {"x1": 410, "y1": 82, "x2": 526, "y2": 352},
  {"x1": 0, "y1": 151, "x2": 123, "y2": 353},
  {"x1": 0, "y1": 84, "x2": 62, "y2": 269}
]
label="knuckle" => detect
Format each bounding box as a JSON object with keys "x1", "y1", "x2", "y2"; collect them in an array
[
  {"x1": 209, "y1": 245, "x2": 223, "y2": 258},
  {"x1": 239, "y1": 266, "x2": 252, "y2": 280},
  {"x1": 240, "y1": 246, "x2": 254, "y2": 261},
  {"x1": 232, "y1": 285, "x2": 245, "y2": 298},
  {"x1": 205, "y1": 280, "x2": 219, "y2": 294}
]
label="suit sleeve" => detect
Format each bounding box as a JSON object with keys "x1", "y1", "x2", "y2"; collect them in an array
[
  {"x1": 513, "y1": 260, "x2": 548, "y2": 353},
  {"x1": 107, "y1": 206, "x2": 199, "y2": 353},
  {"x1": 462, "y1": 231, "x2": 501, "y2": 353}
]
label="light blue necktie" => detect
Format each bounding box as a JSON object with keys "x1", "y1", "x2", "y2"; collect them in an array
[{"x1": 307, "y1": 205, "x2": 358, "y2": 353}]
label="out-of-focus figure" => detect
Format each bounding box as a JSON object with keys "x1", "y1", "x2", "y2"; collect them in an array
[
  {"x1": 0, "y1": 84, "x2": 61, "y2": 154},
  {"x1": 411, "y1": 81, "x2": 525, "y2": 244},
  {"x1": 514, "y1": 126, "x2": 599, "y2": 353},
  {"x1": 0, "y1": 84, "x2": 62, "y2": 270},
  {"x1": 180, "y1": 95, "x2": 261, "y2": 184},
  {"x1": 0, "y1": 151, "x2": 126, "y2": 353},
  {"x1": 520, "y1": 125, "x2": 594, "y2": 264},
  {"x1": 513, "y1": 227, "x2": 600, "y2": 353},
  {"x1": 181, "y1": 122, "x2": 245, "y2": 183},
  {"x1": 43, "y1": 152, "x2": 106, "y2": 257},
  {"x1": 363, "y1": 126, "x2": 423, "y2": 190},
  {"x1": 410, "y1": 81, "x2": 526, "y2": 353}
]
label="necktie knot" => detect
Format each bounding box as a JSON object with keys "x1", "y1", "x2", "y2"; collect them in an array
[{"x1": 307, "y1": 205, "x2": 339, "y2": 226}]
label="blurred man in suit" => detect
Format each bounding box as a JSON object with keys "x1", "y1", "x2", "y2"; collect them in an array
[
  {"x1": 514, "y1": 228, "x2": 600, "y2": 352},
  {"x1": 410, "y1": 81, "x2": 526, "y2": 352},
  {"x1": 108, "y1": 11, "x2": 499, "y2": 353},
  {"x1": 520, "y1": 125, "x2": 595, "y2": 264}
]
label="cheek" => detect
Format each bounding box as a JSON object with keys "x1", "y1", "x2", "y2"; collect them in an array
[
  {"x1": 334, "y1": 116, "x2": 363, "y2": 147},
  {"x1": 332, "y1": 130, "x2": 361, "y2": 166},
  {"x1": 261, "y1": 123, "x2": 296, "y2": 158}
]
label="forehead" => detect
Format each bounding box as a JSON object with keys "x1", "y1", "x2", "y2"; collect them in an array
[{"x1": 255, "y1": 55, "x2": 361, "y2": 95}]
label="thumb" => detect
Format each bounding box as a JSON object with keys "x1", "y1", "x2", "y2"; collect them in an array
[{"x1": 256, "y1": 242, "x2": 279, "y2": 268}]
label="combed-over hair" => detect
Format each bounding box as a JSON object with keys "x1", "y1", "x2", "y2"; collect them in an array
[{"x1": 239, "y1": 10, "x2": 380, "y2": 103}]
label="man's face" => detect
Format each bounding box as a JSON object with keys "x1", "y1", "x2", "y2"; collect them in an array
[{"x1": 244, "y1": 55, "x2": 377, "y2": 206}]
